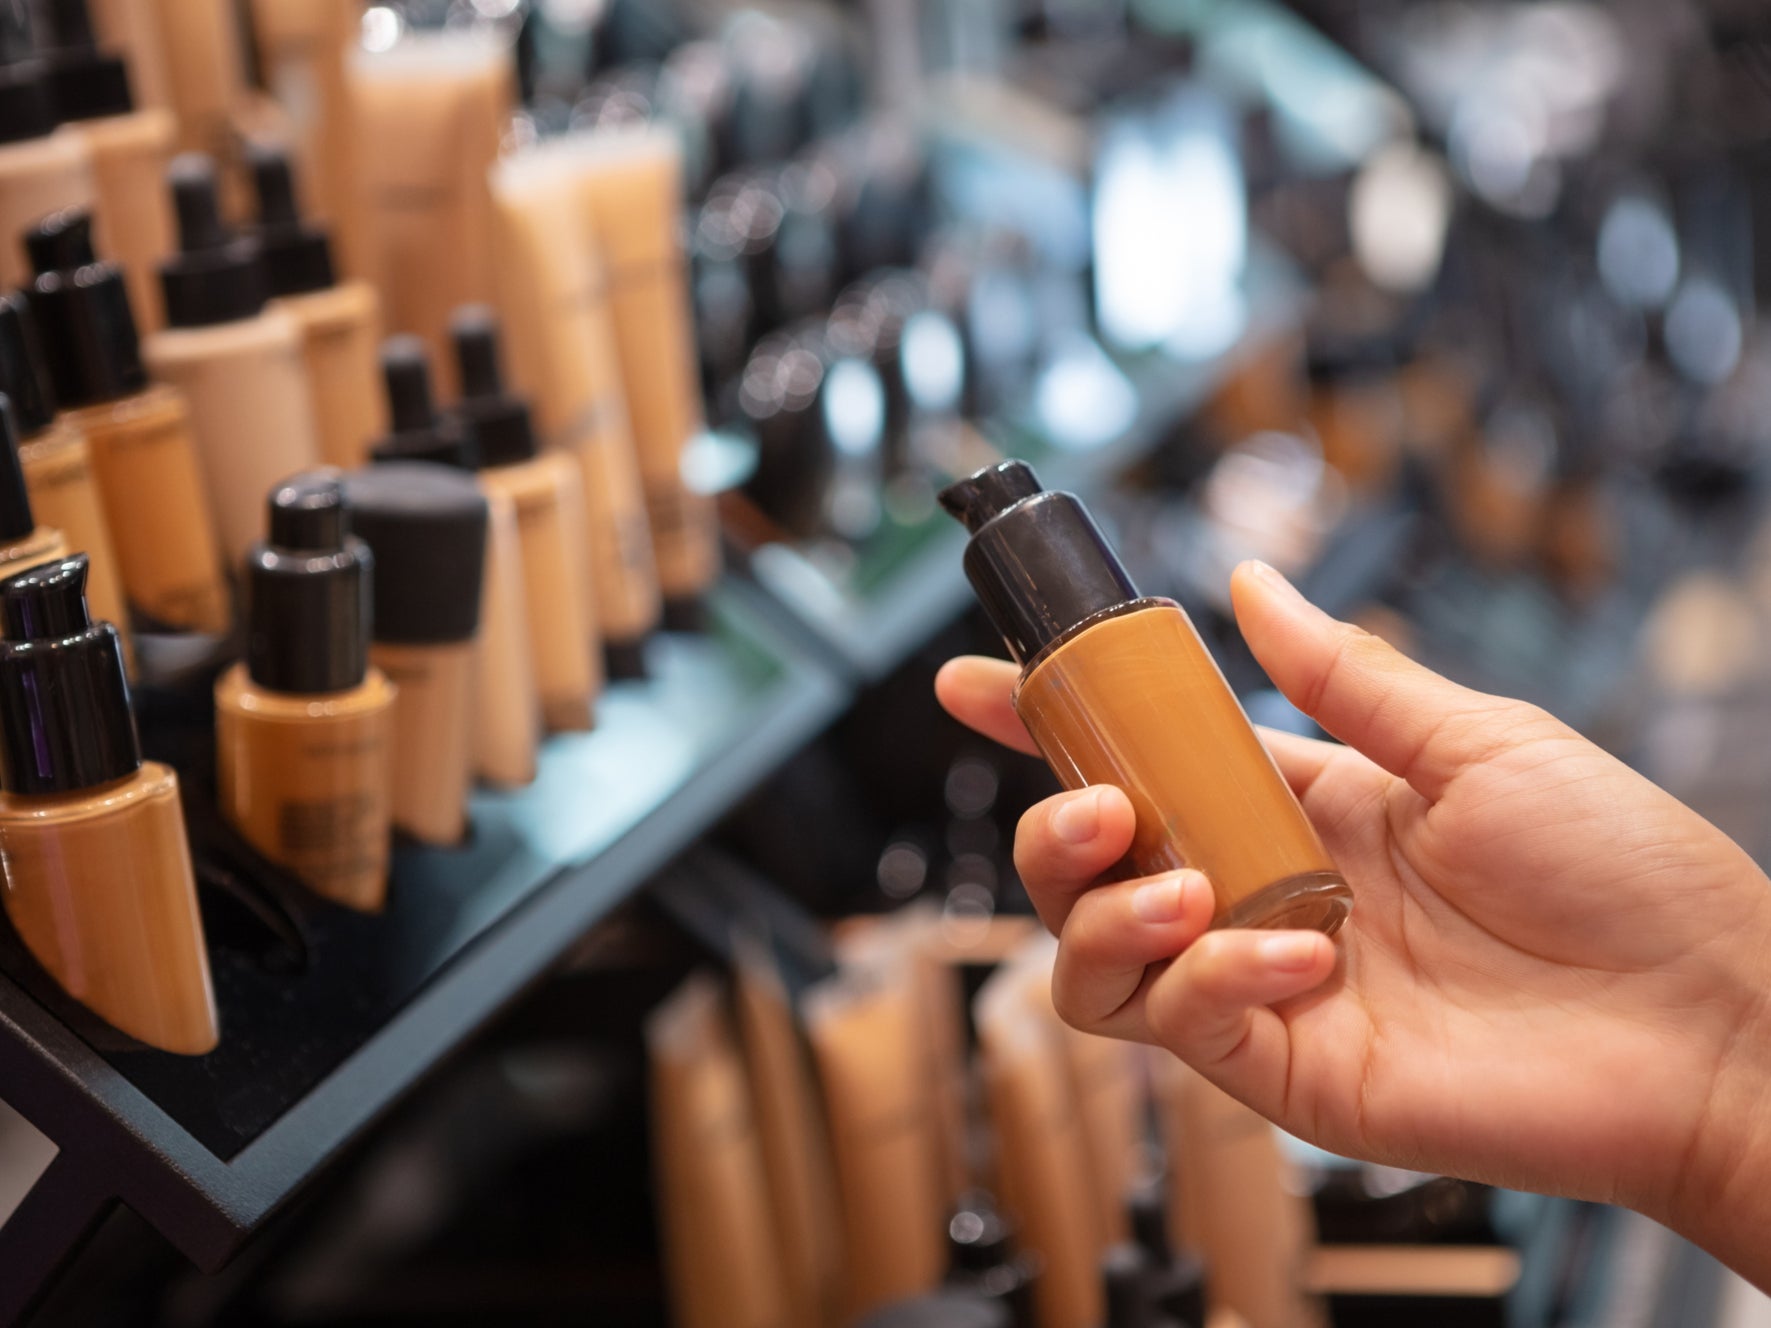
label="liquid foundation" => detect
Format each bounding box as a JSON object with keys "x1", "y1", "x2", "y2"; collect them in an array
[
  {"x1": 446, "y1": 313, "x2": 602, "y2": 729},
  {"x1": 348, "y1": 29, "x2": 514, "y2": 389},
  {"x1": 215, "y1": 474, "x2": 395, "y2": 913},
  {"x1": 343, "y1": 463, "x2": 487, "y2": 847},
  {"x1": 372, "y1": 329, "x2": 540, "y2": 785},
  {"x1": 37, "y1": 0, "x2": 178, "y2": 333},
  {"x1": 251, "y1": 146, "x2": 387, "y2": 470},
  {"x1": 246, "y1": 0, "x2": 375, "y2": 286},
  {"x1": 23, "y1": 209, "x2": 230, "y2": 633},
  {"x1": 647, "y1": 974, "x2": 791, "y2": 1328},
  {"x1": 803, "y1": 962, "x2": 946, "y2": 1322},
  {"x1": 0, "y1": 398, "x2": 70, "y2": 580},
  {"x1": 143, "y1": 153, "x2": 320, "y2": 572},
  {"x1": 0, "y1": 555, "x2": 216, "y2": 1055},
  {"x1": 0, "y1": 294, "x2": 130, "y2": 653},
  {"x1": 486, "y1": 154, "x2": 660, "y2": 671},
  {"x1": 569, "y1": 128, "x2": 722, "y2": 618},
  {"x1": 0, "y1": 36, "x2": 96, "y2": 293},
  {"x1": 942, "y1": 461, "x2": 1350, "y2": 934},
  {"x1": 138, "y1": 0, "x2": 252, "y2": 191},
  {"x1": 84, "y1": 0, "x2": 171, "y2": 111}
]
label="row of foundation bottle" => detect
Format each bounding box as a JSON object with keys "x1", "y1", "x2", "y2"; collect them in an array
[{"x1": 649, "y1": 912, "x2": 1517, "y2": 1328}]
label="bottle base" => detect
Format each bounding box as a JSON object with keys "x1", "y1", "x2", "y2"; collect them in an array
[{"x1": 1216, "y1": 871, "x2": 1352, "y2": 936}]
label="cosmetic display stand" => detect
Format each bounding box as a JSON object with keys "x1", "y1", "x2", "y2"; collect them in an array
[{"x1": 0, "y1": 585, "x2": 845, "y2": 1323}]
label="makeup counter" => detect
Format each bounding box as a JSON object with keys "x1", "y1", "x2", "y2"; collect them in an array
[{"x1": 0, "y1": 0, "x2": 1765, "y2": 1324}]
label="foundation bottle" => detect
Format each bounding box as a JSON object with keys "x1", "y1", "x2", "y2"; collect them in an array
[
  {"x1": 143, "y1": 153, "x2": 320, "y2": 572},
  {"x1": 0, "y1": 293, "x2": 130, "y2": 652},
  {"x1": 0, "y1": 397, "x2": 69, "y2": 579},
  {"x1": 0, "y1": 555, "x2": 217, "y2": 1055},
  {"x1": 369, "y1": 335, "x2": 540, "y2": 786},
  {"x1": 444, "y1": 318, "x2": 603, "y2": 730},
  {"x1": 214, "y1": 474, "x2": 396, "y2": 913},
  {"x1": 941, "y1": 461, "x2": 1350, "y2": 934},
  {"x1": 572, "y1": 128, "x2": 723, "y2": 621},
  {"x1": 138, "y1": 0, "x2": 251, "y2": 193},
  {"x1": 83, "y1": 0, "x2": 170, "y2": 112},
  {"x1": 250, "y1": 145, "x2": 386, "y2": 470},
  {"x1": 0, "y1": 23, "x2": 95, "y2": 293},
  {"x1": 36, "y1": 0, "x2": 178, "y2": 332},
  {"x1": 343, "y1": 464, "x2": 487, "y2": 847},
  {"x1": 23, "y1": 209, "x2": 229, "y2": 633}
]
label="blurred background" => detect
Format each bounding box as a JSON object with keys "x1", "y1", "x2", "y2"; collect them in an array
[{"x1": 8, "y1": 0, "x2": 1771, "y2": 1324}]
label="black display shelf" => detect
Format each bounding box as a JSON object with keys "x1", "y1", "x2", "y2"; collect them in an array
[
  {"x1": 745, "y1": 248, "x2": 1305, "y2": 683},
  {"x1": 0, "y1": 582, "x2": 848, "y2": 1321}
]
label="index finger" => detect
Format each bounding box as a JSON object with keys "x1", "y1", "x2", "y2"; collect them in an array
[{"x1": 934, "y1": 656, "x2": 1040, "y2": 757}]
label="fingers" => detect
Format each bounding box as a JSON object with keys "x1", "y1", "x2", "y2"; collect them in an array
[
  {"x1": 1144, "y1": 928, "x2": 1337, "y2": 1109},
  {"x1": 1013, "y1": 785, "x2": 1137, "y2": 933},
  {"x1": 1232, "y1": 561, "x2": 1522, "y2": 801},
  {"x1": 1053, "y1": 869, "x2": 1216, "y2": 1041},
  {"x1": 935, "y1": 656, "x2": 1040, "y2": 756}
]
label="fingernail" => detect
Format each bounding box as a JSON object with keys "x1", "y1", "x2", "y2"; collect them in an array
[
  {"x1": 1249, "y1": 560, "x2": 1306, "y2": 604},
  {"x1": 1259, "y1": 933, "x2": 1324, "y2": 972},
  {"x1": 1053, "y1": 788, "x2": 1102, "y2": 845},
  {"x1": 1133, "y1": 877, "x2": 1184, "y2": 924}
]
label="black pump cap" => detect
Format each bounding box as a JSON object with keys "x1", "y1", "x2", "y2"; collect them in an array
[
  {"x1": 37, "y1": 0, "x2": 134, "y2": 123},
  {"x1": 372, "y1": 336, "x2": 478, "y2": 469},
  {"x1": 449, "y1": 306, "x2": 538, "y2": 468},
  {"x1": 940, "y1": 461, "x2": 1139, "y2": 665},
  {"x1": 0, "y1": 5, "x2": 53, "y2": 146},
  {"x1": 0, "y1": 396, "x2": 37, "y2": 542},
  {"x1": 1127, "y1": 1180, "x2": 1208, "y2": 1328},
  {"x1": 949, "y1": 1199, "x2": 1014, "y2": 1274},
  {"x1": 159, "y1": 153, "x2": 271, "y2": 327},
  {"x1": 1103, "y1": 1246, "x2": 1155, "y2": 1328},
  {"x1": 0, "y1": 555, "x2": 140, "y2": 794},
  {"x1": 856, "y1": 1293, "x2": 1012, "y2": 1328},
  {"x1": 0, "y1": 292, "x2": 58, "y2": 437},
  {"x1": 246, "y1": 473, "x2": 374, "y2": 694},
  {"x1": 249, "y1": 144, "x2": 337, "y2": 297},
  {"x1": 24, "y1": 208, "x2": 146, "y2": 408},
  {"x1": 343, "y1": 463, "x2": 488, "y2": 645}
]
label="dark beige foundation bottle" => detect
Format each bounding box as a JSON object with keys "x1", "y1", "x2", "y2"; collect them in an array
[
  {"x1": 0, "y1": 397, "x2": 68, "y2": 580},
  {"x1": 23, "y1": 208, "x2": 230, "y2": 633},
  {"x1": 0, "y1": 554, "x2": 217, "y2": 1055},
  {"x1": 215, "y1": 474, "x2": 395, "y2": 913},
  {"x1": 343, "y1": 463, "x2": 487, "y2": 848},
  {"x1": 942, "y1": 461, "x2": 1350, "y2": 934}
]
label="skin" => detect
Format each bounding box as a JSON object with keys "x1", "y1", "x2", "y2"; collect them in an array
[{"x1": 936, "y1": 560, "x2": 1771, "y2": 1291}]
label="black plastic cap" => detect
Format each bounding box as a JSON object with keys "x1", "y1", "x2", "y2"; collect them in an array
[
  {"x1": 374, "y1": 336, "x2": 479, "y2": 469},
  {"x1": 1103, "y1": 1245, "x2": 1153, "y2": 1328},
  {"x1": 249, "y1": 144, "x2": 336, "y2": 297},
  {"x1": 24, "y1": 208, "x2": 145, "y2": 408},
  {"x1": 603, "y1": 637, "x2": 648, "y2": 681},
  {"x1": 0, "y1": 555, "x2": 140, "y2": 794},
  {"x1": 0, "y1": 50, "x2": 53, "y2": 145},
  {"x1": 856, "y1": 1292, "x2": 1012, "y2": 1328},
  {"x1": 0, "y1": 397, "x2": 34, "y2": 542},
  {"x1": 1127, "y1": 1181, "x2": 1207, "y2": 1328},
  {"x1": 246, "y1": 473, "x2": 374, "y2": 694},
  {"x1": 449, "y1": 307, "x2": 538, "y2": 468},
  {"x1": 949, "y1": 1202, "x2": 1014, "y2": 1274},
  {"x1": 159, "y1": 154, "x2": 271, "y2": 327},
  {"x1": 343, "y1": 463, "x2": 488, "y2": 645},
  {"x1": 38, "y1": 0, "x2": 133, "y2": 123},
  {"x1": 0, "y1": 293, "x2": 58, "y2": 436},
  {"x1": 940, "y1": 461, "x2": 1139, "y2": 665}
]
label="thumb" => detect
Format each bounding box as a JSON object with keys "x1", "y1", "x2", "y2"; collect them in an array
[{"x1": 1231, "y1": 560, "x2": 1521, "y2": 801}]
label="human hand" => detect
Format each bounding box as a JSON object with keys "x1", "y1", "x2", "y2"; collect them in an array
[{"x1": 936, "y1": 561, "x2": 1771, "y2": 1280}]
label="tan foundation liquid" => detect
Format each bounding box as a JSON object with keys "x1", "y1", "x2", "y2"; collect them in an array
[
  {"x1": 17, "y1": 421, "x2": 130, "y2": 643},
  {"x1": 944, "y1": 461, "x2": 1349, "y2": 933},
  {"x1": 0, "y1": 556, "x2": 217, "y2": 1057},
  {"x1": 488, "y1": 153, "x2": 661, "y2": 652},
  {"x1": 372, "y1": 642, "x2": 474, "y2": 846},
  {"x1": 68, "y1": 387, "x2": 230, "y2": 632},
  {"x1": 570, "y1": 129, "x2": 721, "y2": 608},
  {"x1": 86, "y1": 0, "x2": 173, "y2": 110},
  {"x1": 472, "y1": 487, "x2": 540, "y2": 786},
  {"x1": 66, "y1": 110, "x2": 178, "y2": 333},
  {"x1": 479, "y1": 451, "x2": 601, "y2": 733}
]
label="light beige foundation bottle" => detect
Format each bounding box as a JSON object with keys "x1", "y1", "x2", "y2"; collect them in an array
[
  {"x1": 23, "y1": 209, "x2": 229, "y2": 633},
  {"x1": 0, "y1": 293, "x2": 130, "y2": 654},
  {"x1": 215, "y1": 474, "x2": 395, "y2": 913},
  {"x1": 445, "y1": 314, "x2": 602, "y2": 731},
  {"x1": 348, "y1": 28, "x2": 514, "y2": 389},
  {"x1": 570, "y1": 128, "x2": 722, "y2": 623},
  {"x1": 251, "y1": 145, "x2": 386, "y2": 470},
  {"x1": 0, "y1": 554, "x2": 217, "y2": 1056},
  {"x1": 143, "y1": 153, "x2": 320, "y2": 573},
  {"x1": 0, "y1": 35, "x2": 95, "y2": 293},
  {"x1": 35, "y1": 0, "x2": 179, "y2": 332},
  {"x1": 943, "y1": 461, "x2": 1351, "y2": 934},
  {"x1": 486, "y1": 155, "x2": 660, "y2": 673},
  {"x1": 366, "y1": 330, "x2": 540, "y2": 786},
  {"x1": 344, "y1": 463, "x2": 488, "y2": 848},
  {"x1": 136, "y1": 0, "x2": 258, "y2": 208}
]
